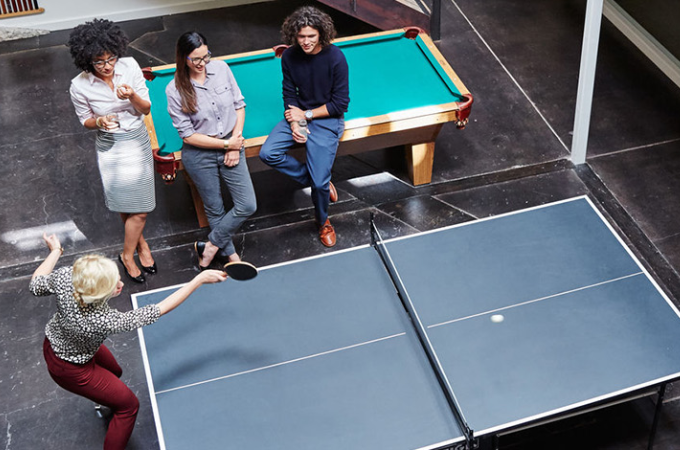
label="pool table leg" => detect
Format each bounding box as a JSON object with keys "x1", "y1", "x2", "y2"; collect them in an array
[
  {"x1": 183, "y1": 171, "x2": 210, "y2": 228},
  {"x1": 406, "y1": 141, "x2": 435, "y2": 186}
]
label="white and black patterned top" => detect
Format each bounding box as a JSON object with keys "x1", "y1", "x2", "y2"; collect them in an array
[{"x1": 29, "y1": 266, "x2": 161, "y2": 364}]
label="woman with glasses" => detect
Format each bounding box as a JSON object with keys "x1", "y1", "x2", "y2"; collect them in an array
[
  {"x1": 68, "y1": 19, "x2": 157, "y2": 283},
  {"x1": 30, "y1": 232, "x2": 226, "y2": 450},
  {"x1": 166, "y1": 31, "x2": 256, "y2": 269}
]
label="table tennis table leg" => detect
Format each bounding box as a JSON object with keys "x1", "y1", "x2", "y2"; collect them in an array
[
  {"x1": 647, "y1": 383, "x2": 667, "y2": 450},
  {"x1": 453, "y1": 441, "x2": 482, "y2": 450}
]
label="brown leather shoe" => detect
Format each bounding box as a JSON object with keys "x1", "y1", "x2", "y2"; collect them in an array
[
  {"x1": 329, "y1": 181, "x2": 338, "y2": 203},
  {"x1": 318, "y1": 219, "x2": 336, "y2": 247}
]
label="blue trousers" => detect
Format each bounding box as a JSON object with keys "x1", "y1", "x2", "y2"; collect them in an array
[
  {"x1": 259, "y1": 117, "x2": 344, "y2": 224},
  {"x1": 182, "y1": 145, "x2": 257, "y2": 257}
]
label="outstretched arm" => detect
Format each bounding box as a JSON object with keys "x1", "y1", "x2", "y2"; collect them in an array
[
  {"x1": 157, "y1": 270, "x2": 227, "y2": 315},
  {"x1": 32, "y1": 233, "x2": 63, "y2": 280}
]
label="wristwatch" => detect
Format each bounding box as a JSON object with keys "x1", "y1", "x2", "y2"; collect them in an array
[{"x1": 304, "y1": 110, "x2": 313, "y2": 120}]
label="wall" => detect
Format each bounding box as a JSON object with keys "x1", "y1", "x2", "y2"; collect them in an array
[{"x1": 0, "y1": 0, "x2": 272, "y2": 31}]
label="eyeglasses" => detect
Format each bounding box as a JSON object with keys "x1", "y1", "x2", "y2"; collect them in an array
[
  {"x1": 187, "y1": 51, "x2": 212, "y2": 65},
  {"x1": 92, "y1": 55, "x2": 118, "y2": 69}
]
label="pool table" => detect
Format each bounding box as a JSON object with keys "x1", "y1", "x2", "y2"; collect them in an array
[{"x1": 143, "y1": 28, "x2": 472, "y2": 226}]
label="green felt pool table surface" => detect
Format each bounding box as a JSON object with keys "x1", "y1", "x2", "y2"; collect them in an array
[{"x1": 144, "y1": 28, "x2": 471, "y2": 157}]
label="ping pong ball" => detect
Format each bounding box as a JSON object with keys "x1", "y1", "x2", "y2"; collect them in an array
[{"x1": 490, "y1": 314, "x2": 504, "y2": 323}]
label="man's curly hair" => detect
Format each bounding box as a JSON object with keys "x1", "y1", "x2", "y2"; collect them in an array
[
  {"x1": 281, "y1": 6, "x2": 336, "y2": 48},
  {"x1": 67, "y1": 19, "x2": 129, "y2": 73}
]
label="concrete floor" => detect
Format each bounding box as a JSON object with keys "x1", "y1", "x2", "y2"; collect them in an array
[{"x1": 1, "y1": 0, "x2": 680, "y2": 448}]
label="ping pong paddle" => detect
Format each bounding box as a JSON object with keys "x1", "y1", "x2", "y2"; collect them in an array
[{"x1": 223, "y1": 261, "x2": 258, "y2": 281}]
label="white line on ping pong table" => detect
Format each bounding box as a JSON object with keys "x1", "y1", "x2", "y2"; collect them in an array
[
  {"x1": 427, "y1": 271, "x2": 644, "y2": 329},
  {"x1": 155, "y1": 332, "x2": 407, "y2": 395}
]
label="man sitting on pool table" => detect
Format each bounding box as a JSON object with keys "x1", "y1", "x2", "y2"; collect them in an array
[{"x1": 259, "y1": 6, "x2": 349, "y2": 247}]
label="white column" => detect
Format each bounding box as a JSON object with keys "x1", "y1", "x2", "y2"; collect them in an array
[{"x1": 571, "y1": 0, "x2": 604, "y2": 165}]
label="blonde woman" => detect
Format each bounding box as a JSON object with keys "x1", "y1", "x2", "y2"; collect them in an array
[{"x1": 30, "y1": 233, "x2": 226, "y2": 450}]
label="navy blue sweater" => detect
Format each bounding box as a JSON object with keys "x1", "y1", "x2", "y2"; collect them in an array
[{"x1": 281, "y1": 44, "x2": 350, "y2": 118}]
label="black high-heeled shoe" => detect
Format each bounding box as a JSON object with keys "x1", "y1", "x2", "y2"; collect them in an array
[
  {"x1": 142, "y1": 262, "x2": 157, "y2": 274},
  {"x1": 194, "y1": 241, "x2": 210, "y2": 271},
  {"x1": 118, "y1": 254, "x2": 146, "y2": 283},
  {"x1": 137, "y1": 247, "x2": 157, "y2": 274}
]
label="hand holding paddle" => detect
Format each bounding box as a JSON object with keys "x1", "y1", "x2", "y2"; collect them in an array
[{"x1": 198, "y1": 269, "x2": 228, "y2": 283}]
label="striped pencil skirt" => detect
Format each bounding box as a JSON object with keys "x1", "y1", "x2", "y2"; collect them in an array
[{"x1": 95, "y1": 125, "x2": 156, "y2": 214}]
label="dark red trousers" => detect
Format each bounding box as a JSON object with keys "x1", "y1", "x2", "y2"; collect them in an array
[{"x1": 43, "y1": 338, "x2": 139, "y2": 450}]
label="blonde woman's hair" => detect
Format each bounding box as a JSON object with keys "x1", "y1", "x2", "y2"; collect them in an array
[{"x1": 72, "y1": 254, "x2": 119, "y2": 306}]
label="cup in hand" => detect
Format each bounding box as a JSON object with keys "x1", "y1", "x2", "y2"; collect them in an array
[
  {"x1": 298, "y1": 119, "x2": 308, "y2": 139},
  {"x1": 104, "y1": 112, "x2": 120, "y2": 131}
]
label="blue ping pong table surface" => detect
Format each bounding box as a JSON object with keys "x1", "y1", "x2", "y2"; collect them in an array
[{"x1": 132, "y1": 196, "x2": 680, "y2": 450}]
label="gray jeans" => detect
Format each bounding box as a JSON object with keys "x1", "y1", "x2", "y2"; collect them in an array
[{"x1": 182, "y1": 145, "x2": 257, "y2": 257}]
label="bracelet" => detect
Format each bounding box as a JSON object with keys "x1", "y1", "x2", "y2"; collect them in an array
[
  {"x1": 223, "y1": 138, "x2": 230, "y2": 150},
  {"x1": 95, "y1": 117, "x2": 103, "y2": 128},
  {"x1": 51, "y1": 247, "x2": 64, "y2": 255}
]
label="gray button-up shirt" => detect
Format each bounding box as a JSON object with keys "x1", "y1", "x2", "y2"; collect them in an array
[{"x1": 166, "y1": 60, "x2": 246, "y2": 139}]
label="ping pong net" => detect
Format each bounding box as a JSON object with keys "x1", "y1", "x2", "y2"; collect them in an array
[{"x1": 370, "y1": 214, "x2": 477, "y2": 450}]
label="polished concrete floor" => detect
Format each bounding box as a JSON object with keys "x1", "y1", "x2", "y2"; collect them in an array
[{"x1": 1, "y1": 0, "x2": 680, "y2": 448}]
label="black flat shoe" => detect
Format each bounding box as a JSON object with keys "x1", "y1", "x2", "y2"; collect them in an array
[
  {"x1": 118, "y1": 254, "x2": 146, "y2": 284},
  {"x1": 194, "y1": 241, "x2": 210, "y2": 271},
  {"x1": 142, "y1": 262, "x2": 157, "y2": 274}
]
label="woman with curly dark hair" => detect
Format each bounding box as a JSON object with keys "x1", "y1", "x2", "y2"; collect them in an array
[
  {"x1": 260, "y1": 6, "x2": 349, "y2": 247},
  {"x1": 68, "y1": 19, "x2": 157, "y2": 284},
  {"x1": 166, "y1": 31, "x2": 256, "y2": 269}
]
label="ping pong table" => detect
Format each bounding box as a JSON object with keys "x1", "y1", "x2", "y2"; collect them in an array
[{"x1": 132, "y1": 196, "x2": 680, "y2": 449}]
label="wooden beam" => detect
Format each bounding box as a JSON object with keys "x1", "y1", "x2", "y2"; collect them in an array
[{"x1": 316, "y1": 0, "x2": 430, "y2": 33}]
